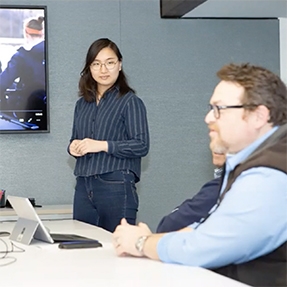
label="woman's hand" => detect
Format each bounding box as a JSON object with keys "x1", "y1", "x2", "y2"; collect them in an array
[
  {"x1": 70, "y1": 138, "x2": 108, "y2": 156},
  {"x1": 69, "y1": 140, "x2": 82, "y2": 156}
]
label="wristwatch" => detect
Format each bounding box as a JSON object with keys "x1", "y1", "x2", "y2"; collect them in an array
[{"x1": 135, "y1": 235, "x2": 149, "y2": 256}]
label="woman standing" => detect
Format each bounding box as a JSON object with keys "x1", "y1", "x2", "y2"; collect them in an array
[{"x1": 68, "y1": 38, "x2": 150, "y2": 232}]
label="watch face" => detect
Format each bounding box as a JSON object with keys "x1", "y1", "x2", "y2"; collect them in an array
[
  {"x1": 135, "y1": 237, "x2": 143, "y2": 252},
  {"x1": 135, "y1": 240, "x2": 141, "y2": 252},
  {"x1": 135, "y1": 236, "x2": 148, "y2": 254}
]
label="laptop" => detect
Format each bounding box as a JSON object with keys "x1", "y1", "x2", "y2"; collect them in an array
[{"x1": 7, "y1": 195, "x2": 95, "y2": 245}]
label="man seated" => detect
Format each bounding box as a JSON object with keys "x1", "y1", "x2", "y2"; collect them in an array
[
  {"x1": 156, "y1": 141, "x2": 225, "y2": 233},
  {"x1": 112, "y1": 63, "x2": 287, "y2": 287}
]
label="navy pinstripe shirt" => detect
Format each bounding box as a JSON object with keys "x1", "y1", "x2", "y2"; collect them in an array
[{"x1": 69, "y1": 86, "x2": 149, "y2": 182}]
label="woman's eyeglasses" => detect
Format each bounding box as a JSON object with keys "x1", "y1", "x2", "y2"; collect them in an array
[{"x1": 90, "y1": 60, "x2": 118, "y2": 71}]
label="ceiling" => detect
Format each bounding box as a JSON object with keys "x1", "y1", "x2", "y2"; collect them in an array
[{"x1": 161, "y1": 0, "x2": 287, "y2": 18}]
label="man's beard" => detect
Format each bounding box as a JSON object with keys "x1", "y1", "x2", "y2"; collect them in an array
[{"x1": 210, "y1": 136, "x2": 228, "y2": 155}]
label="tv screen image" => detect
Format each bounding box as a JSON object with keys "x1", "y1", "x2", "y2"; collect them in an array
[{"x1": 0, "y1": 5, "x2": 49, "y2": 133}]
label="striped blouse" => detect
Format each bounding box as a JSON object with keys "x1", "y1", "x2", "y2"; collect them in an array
[{"x1": 69, "y1": 87, "x2": 150, "y2": 182}]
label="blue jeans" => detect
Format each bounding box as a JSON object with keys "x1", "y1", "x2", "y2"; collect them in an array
[{"x1": 73, "y1": 170, "x2": 139, "y2": 232}]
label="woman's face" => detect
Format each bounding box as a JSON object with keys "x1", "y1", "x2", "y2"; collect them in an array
[{"x1": 90, "y1": 47, "x2": 122, "y2": 94}]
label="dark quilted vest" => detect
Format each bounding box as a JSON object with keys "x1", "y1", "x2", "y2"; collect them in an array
[{"x1": 213, "y1": 124, "x2": 287, "y2": 287}]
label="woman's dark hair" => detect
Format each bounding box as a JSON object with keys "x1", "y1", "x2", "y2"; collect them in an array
[
  {"x1": 25, "y1": 16, "x2": 44, "y2": 37},
  {"x1": 79, "y1": 38, "x2": 135, "y2": 102}
]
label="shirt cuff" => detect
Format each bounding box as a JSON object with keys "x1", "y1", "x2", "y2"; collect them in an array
[
  {"x1": 107, "y1": 141, "x2": 117, "y2": 154},
  {"x1": 157, "y1": 232, "x2": 177, "y2": 263}
]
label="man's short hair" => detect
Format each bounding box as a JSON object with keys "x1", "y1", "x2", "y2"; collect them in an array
[{"x1": 216, "y1": 63, "x2": 287, "y2": 126}]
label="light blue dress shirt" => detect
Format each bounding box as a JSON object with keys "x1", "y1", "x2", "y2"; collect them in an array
[{"x1": 157, "y1": 127, "x2": 287, "y2": 268}]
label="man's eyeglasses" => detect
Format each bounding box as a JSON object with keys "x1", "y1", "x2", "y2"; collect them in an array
[
  {"x1": 208, "y1": 104, "x2": 257, "y2": 119},
  {"x1": 90, "y1": 60, "x2": 118, "y2": 71}
]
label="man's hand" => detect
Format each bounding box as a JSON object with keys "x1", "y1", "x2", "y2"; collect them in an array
[
  {"x1": 113, "y1": 218, "x2": 152, "y2": 257},
  {"x1": 69, "y1": 139, "x2": 108, "y2": 156}
]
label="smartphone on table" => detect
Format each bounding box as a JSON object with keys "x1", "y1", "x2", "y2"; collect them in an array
[{"x1": 58, "y1": 240, "x2": 102, "y2": 249}]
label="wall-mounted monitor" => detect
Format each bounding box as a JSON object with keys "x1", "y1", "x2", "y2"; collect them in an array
[{"x1": 0, "y1": 5, "x2": 49, "y2": 133}]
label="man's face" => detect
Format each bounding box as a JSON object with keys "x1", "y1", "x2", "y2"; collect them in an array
[{"x1": 205, "y1": 80, "x2": 257, "y2": 154}]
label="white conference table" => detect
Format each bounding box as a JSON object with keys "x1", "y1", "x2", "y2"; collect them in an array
[{"x1": 0, "y1": 220, "x2": 250, "y2": 287}]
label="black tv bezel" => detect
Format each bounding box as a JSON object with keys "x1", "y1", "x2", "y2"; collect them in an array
[{"x1": 0, "y1": 4, "x2": 50, "y2": 134}]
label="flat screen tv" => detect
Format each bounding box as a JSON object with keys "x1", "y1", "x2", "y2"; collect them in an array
[{"x1": 0, "y1": 5, "x2": 49, "y2": 133}]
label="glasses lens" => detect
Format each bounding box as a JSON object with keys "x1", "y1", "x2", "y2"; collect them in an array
[
  {"x1": 209, "y1": 104, "x2": 219, "y2": 118},
  {"x1": 106, "y1": 61, "x2": 116, "y2": 70},
  {"x1": 213, "y1": 105, "x2": 219, "y2": 119},
  {"x1": 214, "y1": 106, "x2": 219, "y2": 118},
  {"x1": 91, "y1": 62, "x2": 100, "y2": 70}
]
